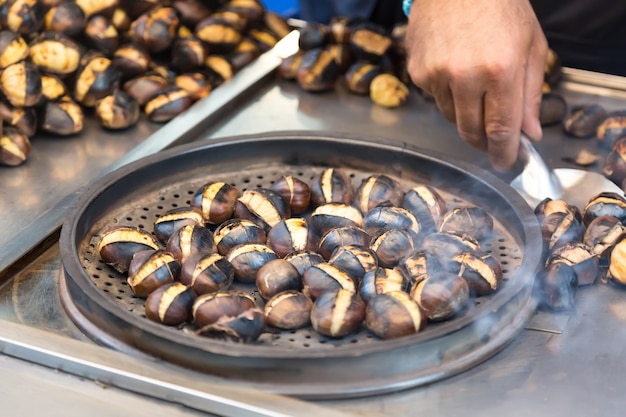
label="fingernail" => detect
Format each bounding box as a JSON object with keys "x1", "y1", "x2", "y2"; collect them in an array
[{"x1": 528, "y1": 120, "x2": 543, "y2": 142}]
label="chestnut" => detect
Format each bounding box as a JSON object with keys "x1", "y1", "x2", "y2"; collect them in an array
[
  {"x1": 191, "y1": 181, "x2": 240, "y2": 225},
  {"x1": 318, "y1": 226, "x2": 371, "y2": 260},
  {"x1": 363, "y1": 205, "x2": 421, "y2": 236},
  {"x1": 284, "y1": 250, "x2": 325, "y2": 276},
  {"x1": 213, "y1": 218, "x2": 267, "y2": 256},
  {"x1": 544, "y1": 48, "x2": 562, "y2": 88},
  {"x1": 563, "y1": 104, "x2": 607, "y2": 138},
  {"x1": 44, "y1": 2, "x2": 87, "y2": 37},
  {"x1": 534, "y1": 198, "x2": 581, "y2": 225},
  {"x1": 41, "y1": 96, "x2": 84, "y2": 136},
  {"x1": 298, "y1": 22, "x2": 329, "y2": 51},
  {"x1": 264, "y1": 291, "x2": 313, "y2": 330},
  {"x1": 302, "y1": 262, "x2": 356, "y2": 300},
  {"x1": 165, "y1": 224, "x2": 216, "y2": 263},
  {"x1": 310, "y1": 203, "x2": 363, "y2": 236},
  {"x1": 409, "y1": 271, "x2": 470, "y2": 321},
  {"x1": 235, "y1": 188, "x2": 290, "y2": 231},
  {"x1": 129, "y1": 6, "x2": 179, "y2": 53},
  {"x1": 208, "y1": 10, "x2": 247, "y2": 33},
  {"x1": 328, "y1": 16, "x2": 356, "y2": 44},
  {"x1": 266, "y1": 217, "x2": 318, "y2": 258},
  {"x1": 354, "y1": 174, "x2": 403, "y2": 215},
  {"x1": 537, "y1": 261, "x2": 577, "y2": 311},
  {"x1": 439, "y1": 206, "x2": 494, "y2": 241},
  {"x1": 296, "y1": 48, "x2": 340, "y2": 92},
  {"x1": 370, "y1": 73, "x2": 409, "y2": 108},
  {"x1": 539, "y1": 93, "x2": 567, "y2": 126},
  {"x1": 255, "y1": 259, "x2": 302, "y2": 300},
  {"x1": 75, "y1": 0, "x2": 118, "y2": 18},
  {"x1": 0, "y1": 31, "x2": 28, "y2": 70},
  {"x1": 248, "y1": 28, "x2": 278, "y2": 53},
  {"x1": 225, "y1": 243, "x2": 278, "y2": 283},
  {"x1": 359, "y1": 266, "x2": 408, "y2": 303},
  {"x1": 0, "y1": 102, "x2": 37, "y2": 137},
  {"x1": 277, "y1": 52, "x2": 303, "y2": 81},
  {"x1": 603, "y1": 137, "x2": 626, "y2": 189},
  {"x1": 609, "y1": 238, "x2": 626, "y2": 285},
  {"x1": 541, "y1": 210, "x2": 584, "y2": 253},
  {"x1": 175, "y1": 72, "x2": 212, "y2": 101},
  {"x1": 192, "y1": 290, "x2": 257, "y2": 328},
  {"x1": 179, "y1": 253, "x2": 234, "y2": 295},
  {"x1": 0, "y1": 0, "x2": 45, "y2": 34},
  {"x1": 450, "y1": 251, "x2": 503, "y2": 296},
  {"x1": 74, "y1": 55, "x2": 120, "y2": 107},
  {"x1": 144, "y1": 86, "x2": 194, "y2": 123},
  {"x1": 196, "y1": 17, "x2": 241, "y2": 54},
  {"x1": 264, "y1": 11, "x2": 290, "y2": 40},
  {"x1": 546, "y1": 242, "x2": 599, "y2": 286},
  {"x1": 111, "y1": 7, "x2": 131, "y2": 31},
  {"x1": 369, "y1": 228, "x2": 418, "y2": 268},
  {"x1": 390, "y1": 22, "x2": 407, "y2": 55},
  {"x1": 344, "y1": 61, "x2": 381, "y2": 95},
  {"x1": 309, "y1": 168, "x2": 354, "y2": 206},
  {"x1": 153, "y1": 206, "x2": 204, "y2": 243},
  {"x1": 1, "y1": 61, "x2": 41, "y2": 108},
  {"x1": 597, "y1": 116, "x2": 626, "y2": 149},
  {"x1": 112, "y1": 44, "x2": 151, "y2": 81},
  {"x1": 582, "y1": 192, "x2": 626, "y2": 226},
  {"x1": 127, "y1": 249, "x2": 180, "y2": 297},
  {"x1": 311, "y1": 288, "x2": 365, "y2": 338},
  {"x1": 95, "y1": 90, "x2": 140, "y2": 130},
  {"x1": 328, "y1": 244, "x2": 377, "y2": 283},
  {"x1": 365, "y1": 291, "x2": 425, "y2": 339},
  {"x1": 171, "y1": 36, "x2": 208, "y2": 72},
  {"x1": 29, "y1": 32, "x2": 81, "y2": 76},
  {"x1": 97, "y1": 225, "x2": 159, "y2": 274},
  {"x1": 421, "y1": 232, "x2": 481, "y2": 260},
  {"x1": 349, "y1": 22, "x2": 392, "y2": 63},
  {"x1": 123, "y1": 71, "x2": 169, "y2": 106},
  {"x1": 85, "y1": 15, "x2": 120, "y2": 55},
  {"x1": 196, "y1": 307, "x2": 265, "y2": 343},
  {"x1": 583, "y1": 215, "x2": 626, "y2": 261},
  {"x1": 401, "y1": 184, "x2": 448, "y2": 234},
  {"x1": 271, "y1": 175, "x2": 311, "y2": 215},
  {"x1": 40, "y1": 75, "x2": 67, "y2": 102},
  {"x1": 223, "y1": 0, "x2": 264, "y2": 25},
  {"x1": 0, "y1": 127, "x2": 30, "y2": 167},
  {"x1": 204, "y1": 55, "x2": 234, "y2": 86},
  {"x1": 398, "y1": 250, "x2": 443, "y2": 286},
  {"x1": 145, "y1": 282, "x2": 195, "y2": 326}
]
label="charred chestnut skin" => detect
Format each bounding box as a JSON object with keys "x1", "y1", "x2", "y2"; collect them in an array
[
  {"x1": 363, "y1": 205, "x2": 420, "y2": 237},
  {"x1": 171, "y1": 36, "x2": 208, "y2": 72},
  {"x1": 349, "y1": 22, "x2": 392, "y2": 63},
  {"x1": 45, "y1": 2, "x2": 87, "y2": 37},
  {"x1": 267, "y1": 217, "x2": 318, "y2": 258},
  {"x1": 296, "y1": 47, "x2": 340, "y2": 93},
  {"x1": 97, "y1": 225, "x2": 160, "y2": 274},
  {"x1": 271, "y1": 175, "x2": 311, "y2": 215},
  {"x1": 302, "y1": 262, "x2": 356, "y2": 300},
  {"x1": 359, "y1": 266, "x2": 408, "y2": 303},
  {"x1": 539, "y1": 93, "x2": 567, "y2": 126},
  {"x1": 410, "y1": 271, "x2": 470, "y2": 321},
  {"x1": 112, "y1": 44, "x2": 151, "y2": 81},
  {"x1": 603, "y1": 137, "x2": 626, "y2": 188},
  {"x1": 402, "y1": 184, "x2": 447, "y2": 234},
  {"x1": 537, "y1": 262, "x2": 577, "y2": 311},
  {"x1": 191, "y1": 181, "x2": 240, "y2": 225},
  {"x1": 123, "y1": 72, "x2": 169, "y2": 106},
  {"x1": 41, "y1": 96, "x2": 84, "y2": 136},
  {"x1": 179, "y1": 253, "x2": 235, "y2": 295},
  {"x1": 95, "y1": 90, "x2": 140, "y2": 130},
  {"x1": 310, "y1": 168, "x2": 354, "y2": 206},
  {"x1": 421, "y1": 232, "x2": 480, "y2": 260},
  {"x1": 583, "y1": 215, "x2": 626, "y2": 261},
  {"x1": 0, "y1": 0, "x2": 45, "y2": 35},
  {"x1": 264, "y1": 290, "x2": 313, "y2": 330},
  {"x1": 195, "y1": 16, "x2": 242, "y2": 53},
  {"x1": 328, "y1": 244, "x2": 377, "y2": 283},
  {"x1": 0, "y1": 103, "x2": 37, "y2": 137},
  {"x1": 29, "y1": 32, "x2": 81, "y2": 76},
  {"x1": 74, "y1": 55, "x2": 120, "y2": 107},
  {"x1": 213, "y1": 218, "x2": 267, "y2": 256},
  {"x1": 563, "y1": 104, "x2": 607, "y2": 138},
  {"x1": 84, "y1": 15, "x2": 120, "y2": 55},
  {"x1": 145, "y1": 282, "x2": 195, "y2": 325},
  {"x1": 310, "y1": 203, "x2": 364, "y2": 236},
  {"x1": 311, "y1": 288, "x2": 366, "y2": 338},
  {"x1": 127, "y1": 249, "x2": 180, "y2": 297},
  {"x1": 0, "y1": 31, "x2": 29, "y2": 70},
  {"x1": 1, "y1": 61, "x2": 42, "y2": 108},
  {"x1": 153, "y1": 206, "x2": 204, "y2": 243},
  {"x1": 226, "y1": 243, "x2": 278, "y2": 283},
  {"x1": 439, "y1": 206, "x2": 494, "y2": 241},
  {"x1": 370, "y1": 228, "x2": 418, "y2": 268},
  {"x1": 129, "y1": 6, "x2": 179, "y2": 53},
  {"x1": 582, "y1": 192, "x2": 626, "y2": 226},
  {"x1": 284, "y1": 250, "x2": 325, "y2": 276},
  {"x1": 175, "y1": 72, "x2": 212, "y2": 101},
  {"x1": 192, "y1": 290, "x2": 257, "y2": 328},
  {"x1": 144, "y1": 86, "x2": 194, "y2": 123},
  {"x1": 318, "y1": 226, "x2": 371, "y2": 260},
  {"x1": 540, "y1": 210, "x2": 584, "y2": 253},
  {"x1": 344, "y1": 61, "x2": 381, "y2": 95},
  {"x1": 354, "y1": 174, "x2": 403, "y2": 215},
  {"x1": 0, "y1": 127, "x2": 30, "y2": 167},
  {"x1": 255, "y1": 259, "x2": 302, "y2": 300},
  {"x1": 366, "y1": 291, "x2": 425, "y2": 339},
  {"x1": 165, "y1": 224, "x2": 216, "y2": 263},
  {"x1": 277, "y1": 52, "x2": 304, "y2": 81},
  {"x1": 449, "y1": 251, "x2": 503, "y2": 296},
  {"x1": 399, "y1": 250, "x2": 443, "y2": 286},
  {"x1": 546, "y1": 242, "x2": 600, "y2": 286},
  {"x1": 196, "y1": 307, "x2": 266, "y2": 343},
  {"x1": 235, "y1": 188, "x2": 291, "y2": 232},
  {"x1": 597, "y1": 116, "x2": 626, "y2": 149}
]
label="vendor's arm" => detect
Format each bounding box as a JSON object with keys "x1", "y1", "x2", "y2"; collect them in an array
[{"x1": 405, "y1": 0, "x2": 547, "y2": 171}]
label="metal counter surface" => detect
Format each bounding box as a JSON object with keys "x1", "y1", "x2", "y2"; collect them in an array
[{"x1": 1, "y1": 66, "x2": 626, "y2": 416}]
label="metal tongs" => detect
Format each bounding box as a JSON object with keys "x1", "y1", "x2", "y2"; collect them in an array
[{"x1": 510, "y1": 133, "x2": 622, "y2": 209}]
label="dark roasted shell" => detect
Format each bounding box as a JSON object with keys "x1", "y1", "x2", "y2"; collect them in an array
[
  {"x1": 171, "y1": 36, "x2": 208, "y2": 72},
  {"x1": 129, "y1": 6, "x2": 179, "y2": 53},
  {"x1": 112, "y1": 44, "x2": 152, "y2": 81},
  {"x1": 0, "y1": 30, "x2": 29, "y2": 70},
  {"x1": 0, "y1": 127, "x2": 30, "y2": 167},
  {"x1": 563, "y1": 104, "x2": 608, "y2": 138},
  {"x1": 196, "y1": 307, "x2": 265, "y2": 343},
  {"x1": 420, "y1": 232, "x2": 481, "y2": 265},
  {"x1": 271, "y1": 175, "x2": 311, "y2": 215},
  {"x1": 546, "y1": 242, "x2": 600, "y2": 286},
  {"x1": 539, "y1": 93, "x2": 567, "y2": 126},
  {"x1": 175, "y1": 72, "x2": 212, "y2": 101},
  {"x1": 583, "y1": 215, "x2": 626, "y2": 260},
  {"x1": 255, "y1": 259, "x2": 302, "y2": 300},
  {"x1": 153, "y1": 206, "x2": 204, "y2": 243},
  {"x1": 439, "y1": 206, "x2": 494, "y2": 241},
  {"x1": 179, "y1": 253, "x2": 235, "y2": 295},
  {"x1": 537, "y1": 261, "x2": 577, "y2": 311},
  {"x1": 95, "y1": 90, "x2": 140, "y2": 130},
  {"x1": 597, "y1": 116, "x2": 626, "y2": 149},
  {"x1": 266, "y1": 217, "x2": 318, "y2": 258},
  {"x1": 44, "y1": 2, "x2": 87, "y2": 37},
  {"x1": 310, "y1": 168, "x2": 354, "y2": 206},
  {"x1": 74, "y1": 55, "x2": 120, "y2": 107},
  {"x1": 277, "y1": 52, "x2": 304, "y2": 81},
  {"x1": 29, "y1": 32, "x2": 81, "y2": 76},
  {"x1": 301, "y1": 262, "x2": 355, "y2": 300},
  {"x1": 402, "y1": 184, "x2": 447, "y2": 234},
  {"x1": 235, "y1": 188, "x2": 291, "y2": 231},
  {"x1": 349, "y1": 22, "x2": 391, "y2": 63},
  {"x1": 318, "y1": 226, "x2": 370, "y2": 260},
  {"x1": 123, "y1": 71, "x2": 169, "y2": 106},
  {"x1": 359, "y1": 266, "x2": 408, "y2": 303},
  {"x1": 398, "y1": 250, "x2": 443, "y2": 286},
  {"x1": 127, "y1": 249, "x2": 180, "y2": 297},
  {"x1": 0, "y1": 102, "x2": 37, "y2": 137},
  {"x1": 365, "y1": 291, "x2": 425, "y2": 339},
  {"x1": 363, "y1": 205, "x2": 421, "y2": 236},
  {"x1": 225, "y1": 243, "x2": 278, "y2": 283},
  {"x1": 310, "y1": 288, "x2": 365, "y2": 338},
  {"x1": 192, "y1": 290, "x2": 256, "y2": 328},
  {"x1": 145, "y1": 282, "x2": 195, "y2": 325},
  {"x1": 449, "y1": 251, "x2": 503, "y2": 295},
  {"x1": 328, "y1": 244, "x2": 377, "y2": 283},
  {"x1": 410, "y1": 271, "x2": 470, "y2": 321},
  {"x1": 191, "y1": 181, "x2": 240, "y2": 225},
  {"x1": 1, "y1": 61, "x2": 41, "y2": 107},
  {"x1": 195, "y1": 17, "x2": 241, "y2": 53},
  {"x1": 344, "y1": 60, "x2": 381, "y2": 95},
  {"x1": 369, "y1": 228, "x2": 418, "y2": 268},
  {"x1": 0, "y1": 0, "x2": 45, "y2": 34},
  {"x1": 84, "y1": 15, "x2": 120, "y2": 54},
  {"x1": 296, "y1": 47, "x2": 340, "y2": 92},
  {"x1": 97, "y1": 225, "x2": 160, "y2": 274},
  {"x1": 582, "y1": 192, "x2": 626, "y2": 226},
  {"x1": 310, "y1": 202, "x2": 363, "y2": 236},
  {"x1": 284, "y1": 250, "x2": 325, "y2": 276},
  {"x1": 213, "y1": 218, "x2": 267, "y2": 256},
  {"x1": 540, "y1": 210, "x2": 584, "y2": 252},
  {"x1": 354, "y1": 174, "x2": 403, "y2": 214},
  {"x1": 144, "y1": 86, "x2": 194, "y2": 123},
  {"x1": 165, "y1": 224, "x2": 216, "y2": 263},
  {"x1": 264, "y1": 290, "x2": 313, "y2": 330},
  {"x1": 41, "y1": 96, "x2": 84, "y2": 136}
]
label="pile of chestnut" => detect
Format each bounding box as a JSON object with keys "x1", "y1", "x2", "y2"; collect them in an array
[
  {"x1": 277, "y1": 18, "x2": 411, "y2": 109},
  {"x1": 0, "y1": 0, "x2": 290, "y2": 167},
  {"x1": 97, "y1": 167, "x2": 507, "y2": 343}
]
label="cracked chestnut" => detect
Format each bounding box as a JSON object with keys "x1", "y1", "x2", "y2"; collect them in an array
[
  {"x1": 95, "y1": 90, "x2": 140, "y2": 130},
  {"x1": 179, "y1": 253, "x2": 234, "y2": 295},
  {"x1": 97, "y1": 225, "x2": 159, "y2": 274},
  {"x1": 582, "y1": 192, "x2": 626, "y2": 226},
  {"x1": 0, "y1": 0, "x2": 45, "y2": 34},
  {"x1": 153, "y1": 206, "x2": 204, "y2": 243},
  {"x1": 359, "y1": 266, "x2": 408, "y2": 303},
  {"x1": 603, "y1": 137, "x2": 626, "y2": 188},
  {"x1": 112, "y1": 44, "x2": 151, "y2": 81},
  {"x1": 328, "y1": 244, "x2": 377, "y2": 283},
  {"x1": 235, "y1": 188, "x2": 290, "y2": 231},
  {"x1": 123, "y1": 72, "x2": 169, "y2": 106},
  {"x1": 318, "y1": 226, "x2": 370, "y2": 260},
  {"x1": 271, "y1": 175, "x2": 311, "y2": 215},
  {"x1": 421, "y1": 232, "x2": 481, "y2": 260},
  {"x1": 267, "y1": 217, "x2": 318, "y2": 257},
  {"x1": 129, "y1": 6, "x2": 179, "y2": 53},
  {"x1": 145, "y1": 282, "x2": 195, "y2": 325},
  {"x1": 41, "y1": 96, "x2": 84, "y2": 136},
  {"x1": 310, "y1": 168, "x2": 354, "y2": 206},
  {"x1": 44, "y1": 2, "x2": 86, "y2": 37},
  {"x1": 296, "y1": 47, "x2": 340, "y2": 92},
  {"x1": 284, "y1": 250, "x2": 325, "y2": 276},
  {"x1": 196, "y1": 307, "x2": 265, "y2": 343},
  {"x1": 1, "y1": 61, "x2": 41, "y2": 108},
  {"x1": 196, "y1": 17, "x2": 241, "y2": 53},
  {"x1": 0, "y1": 102, "x2": 37, "y2": 137},
  {"x1": 370, "y1": 73, "x2": 409, "y2": 108},
  {"x1": 399, "y1": 250, "x2": 443, "y2": 286},
  {"x1": 40, "y1": 75, "x2": 67, "y2": 103},
  {"x1": 302, "y1": 262, "x2": 356, "y2": 300},
  {"x1": 344, "y1": 60, "x2": 381, "y2": 95},
  {"x1": 596, "y1": 116, "x2": 626, "y2": 149},
  {"x1": 363, "y1": 205, "x2": 421, "y2": 236},
  {"x1": 366, "y1": 291, "x2": 425, "y2": 339},
  {"x1": 192, "y1": 290, "x2": 256, "y2": 328},
  {"x1": 349, "y1": 22, "x2": 391, "y2": 63},
  {"x1": 0, "y1": 31, "x2": 28, "y2": 70},
  {"x1": 226, "y1": 243, "x2": 278, "y2": 283},
  {"x1": 370, "y1": 228, "x2": 418, "y2": 268},
  {"x1": 450, "y1": 251, "x2": 503, "y2": 296},
  {"x1": 410, "y1": 271, "x2": 470, "y2": 321},
  {"x1": 540, "y1": 210, "x2": 584, "y2": 253},
  {"x1": 310, "y1": 203, "x2": 363, "y2": 236},
  {"x1": 264, "y1": 290, "x2": 313, "y2": 330},
  {"x1": 546, "y1": 242, "x2": 600, "y2": 286},
  {"x1": 0, "y1": 127, "x2": 30, "y2": 167},
  {"x1": 75, "y1": 0, "x2": 118, "y2": 18},
  {"x1": 166, "y1": 224, "x2": 216, "y2": 263},
  {"x1": 171, "y1": 36, "x2": 208, "y2": 72},
  {"x1": 175, "y1": 72, "x2": 212, "y2": 101},
  {"x1": 85, "y1": 15, "x2": 120, "y2": 54},
  {"x1": 439, "y1": 206, "x2": 494, "y2": 241},
  {"x1": 255, "y1": 258, "x2": 302, "y2": 300},
  {"x1": 213, "y1": 218, "x2": 267, "y2": 256},
  {"x1": 537, "y1": 261, "x2": 577, "y2": 311},
  {"x1": 534, "y1": 198, "x2": 581, "y2": 225},
  {"x1": 144, "y1": 86, "x2": 194, "y2": 123},
  {"x1": 29, "y1": 32, "x2": 81, "y2": 76},
  {"x1": 74, "y1": 54, "x2": 119, "y2": 107},
  {"x1": 354, "y1": 174, "x2": 403, "y2": 214},
  {"x1": 311, "y1": 288, "x2": 365, "y2": 338},
  {"x1": 563, "y1": 104, "x2": 608, "y2": 138},
  {"x1": 278, "y1": 52, "x2": 304, "y2": 80},
  {"x1": 583, "y1": 215, "x2": 626, "y2": 260},
  {"x1": 127, "y1": 249, "x2": 180, "y2": 297},
  {"x1": 402, "y1": 184, "x2": 447, "y2": 234},
  {"x1": 191, "y1": 181, "x2": 240, "y2": 225}
]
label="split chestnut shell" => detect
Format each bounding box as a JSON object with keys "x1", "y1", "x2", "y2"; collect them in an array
[
  {"x1": 179, "y1": 253, "x2": 235, "y2": 295},
  {"x1": 226, "y1": 243, "x2": 278, "y2": 283},
  {"x1": 191, "y1": 181, "x2": 240, "y2": 225},
  {"x1": 311, "y1": 288, "x2": 365, "y2": 338},
  {"x1": 97, "y1": 225, "x2": 159, "y2": 274},
  {"x1": 354, "y1": 174, "x2": 403, "y2": 214},
  {"x1": 192, "y1": 290, "x2": 256, "y2": 328},
  {"x1": 127, "y1": 249, "x2": 180, "y2": 297},
  {"x1": 235, "y1": 188, "x2": 291, "y2": 231},
  {"x1": 264, "y1": 290, "x2": 313, "y2": 330},
  {"x1": 145, "y1": 282, "x2": 195, "y2": 325},
  {"x1": 213, "y1": 218, "x2": 267, "y2": 256},
  {"x1": 309, "y1": 168, "x2": 354, "y2": 206},
  {"x1": 366, "y1": 291, "x2": 425, "y2": 339}
]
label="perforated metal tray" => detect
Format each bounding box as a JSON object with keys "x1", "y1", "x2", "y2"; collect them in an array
[{"x1": 59, "y1": 131, "x2": 543, "y2": 399}]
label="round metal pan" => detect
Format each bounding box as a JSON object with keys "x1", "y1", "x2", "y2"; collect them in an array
[{"x1": 59, "y1": 131, "x2": 543, "y2": 399}]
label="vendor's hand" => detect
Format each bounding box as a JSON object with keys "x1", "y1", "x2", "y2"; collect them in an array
[{"x1": 405, "y1": 0, "x2": 547, "y2": 171}]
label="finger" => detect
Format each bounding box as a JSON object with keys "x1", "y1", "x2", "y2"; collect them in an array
[
  {"x1": 451, "y1": 77, "x2": 487, "y2": 151},
  {"x1": 484, "y1": 69, "x2": 524, "y2": 172},
  {"x1": 432, "y1": 83, "x2": 456, "y2": 124},
  {"x1": 521, "y1": 32, "x2": 548, "y2": 142}
]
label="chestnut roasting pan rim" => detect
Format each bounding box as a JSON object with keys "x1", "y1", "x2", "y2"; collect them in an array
[{"x1": 59, "y1": 130, "x2": 543, "y2": 361}]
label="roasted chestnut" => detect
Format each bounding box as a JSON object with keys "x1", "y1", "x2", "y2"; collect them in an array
[
  {"x1": 563, "y1": 104, "x2": 608, "y2": 138},
  {"x1": 208, "y1": 10, "x2": 247, "y2": 32},
  {"x1": 370, "y1": 228, "x2": 418, "y2": 268},
  {"x1": 195, "y1": 17, "x2": 241, "y2": 53},
  {"x1": 298, "y1": 22, "x2": 329, "y2": 51},
  {"x1": 0, "y1": 127, "x2": 30, "y2": 167},
  {"x1": 296, "y1": 48, "x2": 340, "y2": 92},
  {"x1": 277, "y1": 52, "x2": 303, "y2": 81},
  {"x1": 369, "y1": 73, "x2": 408, "y2": 108},
  {"x1": 40, "y1": 74, "x2": 67, "y2": 102},
  {"x1": 175, "y1": 72, "x2": 212, "y2": 101},
  {"x1": 310, "y1": 288, "x2": 365, "y2": 338},
  {"x1": 349, "y1": 23, "x2": 391, "y2": 63},
  {"x1": 354, "y1": 174, "x2": 403, "y2": 214},
  {"x1": 583, "y1": 215, "x2": 626, "y2": 260},
  {"x1": 204, "y1": 55, "x2": 234, "y2": 86},
  {"x1": 192, "y1": 290, "x2": 256, "y2": 328},
  {"x1": 235, "y1": 188, "x2": 290, "y2": 231},
  {"x1": 196, "y1": 307, "x2": 265, "y2": 343},
  {"x1": 111, "y1": 7, "x2": 131, "y2": 31},
  {"x1": 359, "y1": 266, "x2": 408, "y2": 303},
  {"x1": 84, "y1": 15, "x2": 120, "y2": 54},
  {"x1": 145, "y1": 282, "x2": 195, "y2": 325},
  {"x1": 328, "y1": 16, "x2": 355, "y2": 45},
  {"x1": 74, "y1": 55, "x2": 120, "y2": 107},
  {"x1": 546, "y1": 242, "x2": 600, "y2": 286},
  {"x1": 97, "y1": 225, "x2": 160, "y2": 274},
  {"x1": 127, "y1": 249, "x2": 180, "y2": 297},
  {"x1": 153, "y1": 206, "x2": 204, "y2": 243},
  {"x1": 582, "y1": 192, "x2": 626, "y2": 226},
  {"x1": 409, "y1": 271, "x2": 470, "y2": 321},
  {"x1": 328, "y1": 244, "x2": 377, "y2": 283},
  {"x1": 537, "y1": 261, "x2": 577, "y2": 311},
  {"x1": 421, "y1": 231, "x2": 481, "y2": 260},
  {"x1": 255, "y1": 258, "x2": 302, "y2": 300},
  {"x1": 129, "y1": 6, "x2": 179, "y2": 53},
  {"x1": 398, "y1": 250, "x2": 443, "y2": 286},
  {"x1": 0, "y1": 31, "x2": 28, "y2": 70},
  {"x1": 597, "y1": 116, "x2": 626, "y2": 149},
  {"x1": 44, "y1": 2, "x2": 87, "y2": 37},
  {"x1": 271, "y1": 175, "x2": 311, "y2": 215},
  {"x1": 541, "y1": 209, "x2": 584, "y2": 252},
  {"x1": 302, "y1": 262, "x2": 356, "y2": 300},
  {"x1": 603, "y1": 136, "x2": 626, "y2": 187},
  {"x1": 363, "y1": 205, "x2": 421, "y2": 236},
  {"x1": 248, "y1": 28, "x2": 278, "y2": 53},
  {"x1": 165, "y1": 224, "x2": 216, "y2": 263},
  {"x1": 191, "y1": 181, "x2": 240, "y2": 225},
  {"x1": 172, "y1": 0, "x2": 211, "y2": 28},
  {"x1": 266, "y1": 217, "x2": 317, "y2": 258},
  {"x1": 144, "y1": 86, "x2": 193, "y2": 123},
  {"x1": 226, "y1": 243, "x2": 278, "y2": 283},
  {"x1": 439, "y1": 206, "x2": 494, "y2": 241},
  {"x1": 284, "y1": 250, "x2": 325, "y2": 276},
  {"x1": 0, "y1": 102, "x2": 37, "y2": 137},
  {"x1": 213, "y1": 218, "x2": 267, "y2": 256},
  {"x1": 75, "y1": 0, "x2": 118, "y2": 18},
  {"x1": 365, "y1": 291, "x2": 425, "y2": 339},
  {"x1": 95, "y1": 90, "x2": 140, "y2": 130},
  {"x1": 0, "y1": 0, "x2": 45, "y2": 34},
  {"x1": 263, "y1": 11, "x2": 290, "y2": 40},
  {"x1": 449, "y1": 251, "x2": 503, "y2": 295},
  {"x1": 310, "y1": 203, "x2": 363, "y2": 236},
  {"x1": 1, "y1": 61, "x2": 41, "y2": 108},
  {"x1": 539, "y1": 93, "x2": 567, "y2": 126},
  {"x1": 123, "y1": 71, "x2": 169, "y2": 106},
  {"x1": 534, "y1": 198, "x2": 581, "y2": 225},
  {"x1": 171, "y1": 36, "x2": 208, "y2": 72},
  {"x1": 344, "y1": 61, "x2": 381, "y2": 95},
  {"x1": 29, "y1": 32, "x2": 81, "y2": 76},
  {"x1": 41, "y1": 96, "x2": 84, "y2": 136},
  {"x1": 223, "y1": 0, "x2": 264, "y2": 25},
  {"x1": 318, "y1": 226, "x2": 370, "y2": 260},
  {"x1": 310, "y1": 168, "x2": 354, "y2": 206},
  {"x1": 264, "y1": 290, "x2": 313, "y2": 330},
  {"x1": 179, "y1": 253, "x2": 235, "y2": 295},
  {"x1": 401, "y1": 184, "x2": 447, "y2": 234}
]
